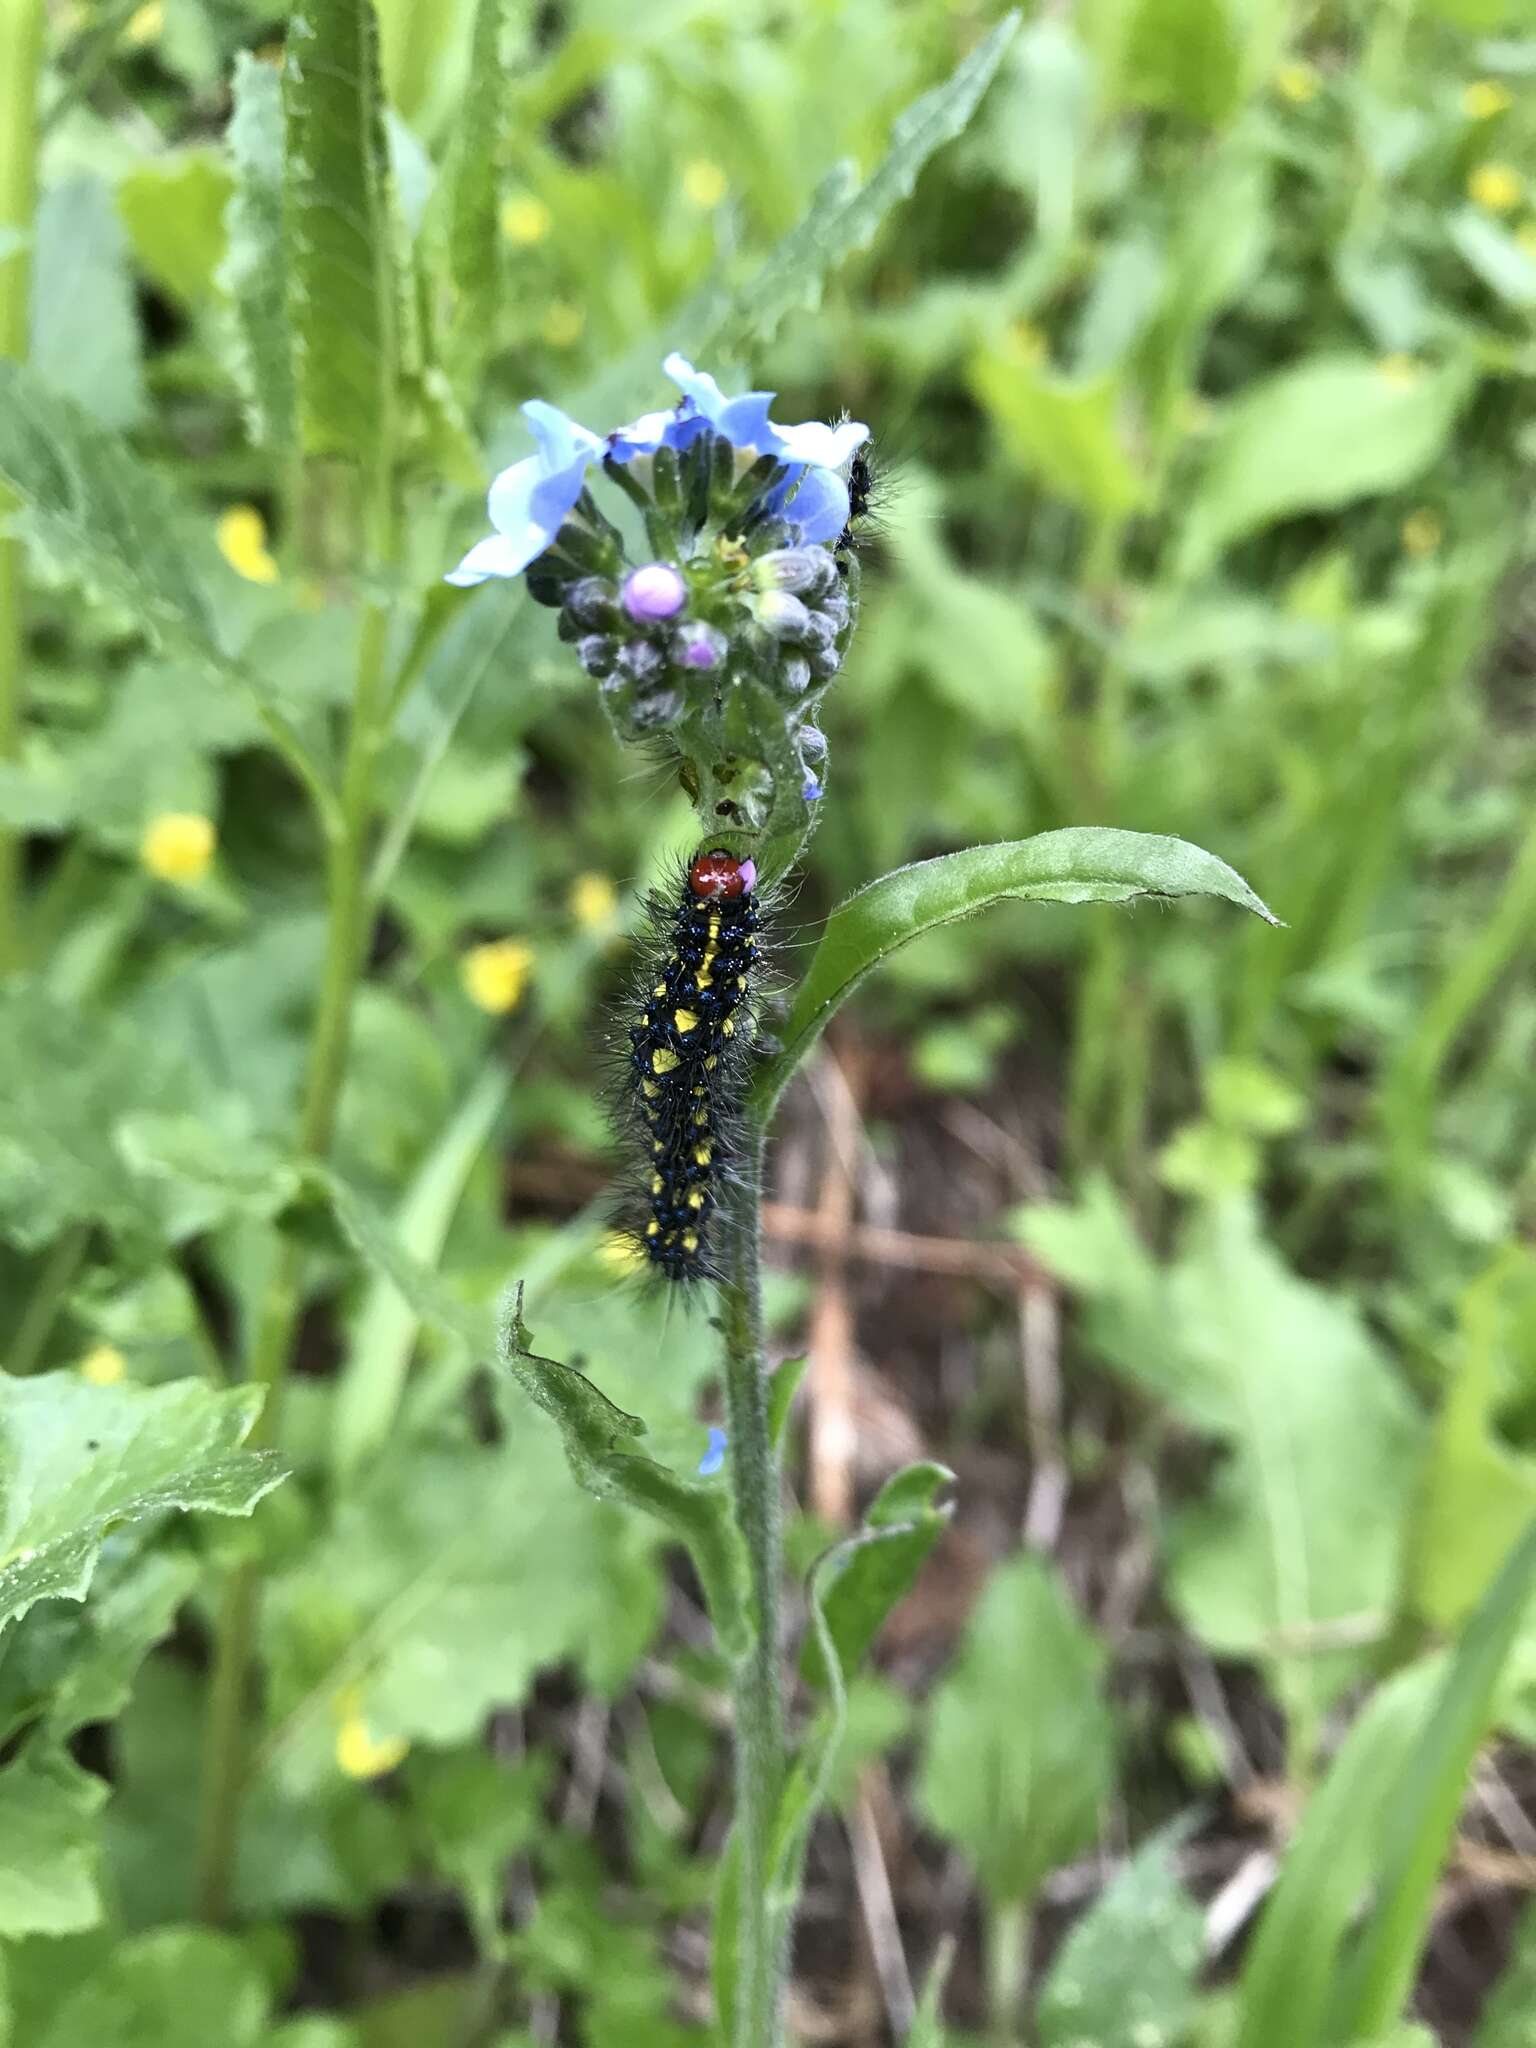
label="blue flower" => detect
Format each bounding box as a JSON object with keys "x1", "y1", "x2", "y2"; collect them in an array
[
  {"x1": 445, "y1": 360, "x2": 870, "y2": 585},
  {"x1": 698, "y1": 1425, "x2": 728, "y2": 1477},
  {"x1": 445, "y1": 401, "x2": 604, "y2": 587}
]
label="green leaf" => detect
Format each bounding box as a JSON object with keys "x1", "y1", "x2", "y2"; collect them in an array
[
  {"x1": 331, "y1": 1063, "x2": 507, "y2": 1486},
  {"x1": 1180, "y1": 355, "x2": 1474, "y2": 573},
  {"x1": 801, "y1": 1462, "x2": 954, "y2": 1689},
  {"x1": 30, "y1": 175, "x2": 144, "y2": 431},
  {"x1": 498, "y1": 1289, "x2": 751, "y2": 1659},
  {"x1": 446, "y1": 0, "x2": 505, "y2": 344},
  {"x1": 287, "y1": 0, "x2": 399, "y2": 462},
  {"x1": 1334, "y1": 1520, "x2": 1536, "y2": 2039},
  {"x1": 118, "y1": 149, "x2": 232, "y2": 307},
  {"x1": 36, "y1": 1928, "x2": 269, "y2": 2048},
  {"x1": 706, "y1": 13, "x2": 1020, "y2": 353},
  {"x1": 114, "y1": 1110, "x2": 302, "y2": 1237},
  {"x1": 0, "y1": 1373, "x2": 287, "y2": 1636},
  {"x1": 768, "y1": 1353, "x2": 809, "y2": 1449},
  {"x1": 1476, "y1": 1893, "x2": 1536, "y2": 2045},
  {"x1": 916, "y1": 1554, "x2": 1116, "y2": 1906},
  {"x1": 754, "y1": 830, "x2": 1276, "y2": 1121},
  {"x1": 219, "y1": 53, "x2": 297, "y2": 454},
  {"x1": 1037, "y1": 1823, "x2": 1205, "y2": 2048},
  {"x1": 1119, "y1": 0, "x2": 1255, "y2": 124},
  {"x1": 1234, "y1": 1662, "x2": 1438, "y2": 2048},
  {"x1": 908, "y1": 1939, "x2": 957, "y2": 2048},
  {"x1": 969, "y1": 340, "x2": 1144, "y2": 517},
  {"x1": 0, "y1": 363, "x2": 332, "y2": 816},
  {"x1": 1449, "y1": 206, "x2": 1536, "y2": 309},
  {"x1": 0, "y1": 1750, "x2": 107, "y2": 1937}
]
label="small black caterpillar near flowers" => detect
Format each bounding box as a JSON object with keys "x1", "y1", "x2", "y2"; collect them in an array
[{"x1": 624, "y1": 848, "x2": 761, "y2": 1282}]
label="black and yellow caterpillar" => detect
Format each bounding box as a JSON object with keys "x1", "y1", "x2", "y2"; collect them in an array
[{"x1": 626, "y1": 849, "x2": 760, "y2": 1282}]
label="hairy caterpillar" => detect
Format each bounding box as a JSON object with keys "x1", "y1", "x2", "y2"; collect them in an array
[{"x1": 624, "y1": 848, "x2": 762, "y2": 1283}]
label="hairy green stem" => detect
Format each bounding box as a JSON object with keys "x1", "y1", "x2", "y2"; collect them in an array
[
  {"x1": 0, "y1": 0, "x2": 45, "y2": 978},
  {"x1": 720, "y1": 1125, "x2": 787, "y2": 2047},
  {"x1": 196, "y1": 594, "x2": 393, "y2": 1923}
]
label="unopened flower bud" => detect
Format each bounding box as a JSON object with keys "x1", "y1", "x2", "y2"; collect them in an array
[
  {"x1": 577, "y1": 635, "x2": 617, "y2": 677},
  {"x1": 755, "y1": 546, "x2": 837, "y2": 598},
  {"x1": 622, "y1": 563, "x2": 687, "y2": 622},
  {"x1": 753, "y1": 590, "x2": 812, "y2": 641},
  {"x1": 617, "y1": 638, "x2": 667, "y2": 684},
  {"x1": 674, "y1": 622, "x2": 727, "y2": 672},
  {"x1": 566, "y1": 575, "x2": 618, "y2": 629},
  {"x1": 778, "y1": 654, "x2": 812, "y2": 697}
]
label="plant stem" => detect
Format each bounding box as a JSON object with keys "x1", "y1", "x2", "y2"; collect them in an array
[
  {"x1": 0, "y1": 0, "x2": 45, "y2": 979},
  {"x1": 195, "y1": 594, "x2": 393, "y2": 1923},
  {"x1": 720, "y1": 1123, "x2": 787, "y2": 2048},
  {"x1": 9, "y1": 1222, "x2": 88, "y2": 1376},
  {"x1": 986, "y1": 1901, "x2": 1027, "y2": 2046}
]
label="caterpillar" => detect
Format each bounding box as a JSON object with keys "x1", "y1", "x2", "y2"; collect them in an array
[{"x1": 625, "y1": 848, "x2": 761, "y2": 1283}]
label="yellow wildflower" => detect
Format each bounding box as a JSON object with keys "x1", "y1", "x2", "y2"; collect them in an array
[
  {"x1": 1377, "y1": 353, "x2": 1423, "y2": 389},
  {"x1": 1401, "y1": 508, "x2": 1443, "y2": 558},
  {"x1": 461, "y1": 938, "x2": 535, "y2": 1015},
  {"x1": 569, "y1": 871, "x2": 618, "y2": 931},
  {"x1": 1469, "y1": 162, "x2": 1523, "y2": 213},
  {"x1": 141, "y1": 813, "x2": 216, "y2": 885},
  {"x1": 1274, "y1": 60, "x2": 1320, "y2": 105},
  {"x1": 501, "y1": 193, "x2": 552, "y2": 245},
  {"x1": 683, "y1": 159, "x2": 728, "y2": 209},
  {"x1": 80, "y1": 1344, "x2": 127, "y2": 1386},
  {"x1": 1462, "y1": 81, "x2": 1512, "y2": 122},
  {"x1": 336, "y1": 1716, "x2": 409, "y2": 1780},
  {"x1": 126, "y1": 1, "x2": 163, "y2": 43},
  {"x1": 542, "y1": 301, "x2": 584, "y2": 348},
  {"x1": 216, "y1": 505, "x2": 279, "y2": 585}
]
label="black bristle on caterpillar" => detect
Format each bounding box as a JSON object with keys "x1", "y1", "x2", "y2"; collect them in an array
[{"x1": 621, "y1": 848, "x2": 762, "y2": 1283}]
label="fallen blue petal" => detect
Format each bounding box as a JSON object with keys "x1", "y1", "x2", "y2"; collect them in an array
[{"x1": 698, "y1": 1425, "x2": 728, "y2": 1477}]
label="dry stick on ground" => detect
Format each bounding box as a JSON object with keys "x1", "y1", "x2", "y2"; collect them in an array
[{"x1": 804, "y1": 1045, "x2": 865, "y2": 1527}]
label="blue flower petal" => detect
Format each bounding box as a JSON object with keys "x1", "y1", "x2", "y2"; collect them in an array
[
  {"x1": 444, "y1": 529, "x2": 540, "y2": 586},
  {"x1": 698, "y1": 1425, "x2": 728, "y2": 1477},
  {"x1": 663, "y1": 354, "x2": 731, "y2": 420},
  {"x1": 776, "y1": 417, "x2": 870, "y2": 468},
  {"x1": 520, "y1": 398, "x2": 605, "y2": 470},
  {"x1": 767, "y1": 461, "x2": 849, "y2": 544},
  {"x1": 715, "y1": 392, "x2": 779, "y2": 453}
]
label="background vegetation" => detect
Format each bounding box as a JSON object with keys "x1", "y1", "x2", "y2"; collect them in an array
[{"x1": 1, "y1": 0, "x2": 1535, "y2": 2042}]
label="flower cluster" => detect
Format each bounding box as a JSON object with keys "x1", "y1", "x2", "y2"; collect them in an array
[{"x1": 446, "y1": 357, "x2": 869, "y2": 833}]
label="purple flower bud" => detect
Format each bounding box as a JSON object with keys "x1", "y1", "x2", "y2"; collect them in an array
[
  {"x1": 802, "y1": 774, "x2": 823, "y2": 803},
  {"x1": 566, "y1": 575, "x2": 619, "y2": 629},
  {"x1": 753, "y1": 590, "x2": 812, "y2": 641},
  {"x1": 577, "y1": 635, "x2": 616, "y2": 677},
  {"x1": 674, "y1": 622, "x2": 727, "y2": 672},
  {"x1": 817, "y1": 587, "x2": 851, "y2": 635},
  {"x1": 622, "y1": 563, "x2": 687, "y2": 623}
]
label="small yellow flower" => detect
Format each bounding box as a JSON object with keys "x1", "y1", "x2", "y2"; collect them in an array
[
  {"x1": 683, "y1": 159, "x2": 728, "y2": 209},
  {"x1": 1377, "y1": 353, "x2": 1424, "y2": 389},
  {"x1": 597, "y1": 1230, "x2": 645, "y2": 1273},
  {"x1": 501, "y1": 193, "x2": 552, "y2": 245},
  {"x1": 79, "y1": 1344, "x2": 127, "y2": 1387},
  {"x1": 1462, "y1": 80, "x2": 1512, "y2": 122},
  {"x1": 126, "y1": 1, "x2": 164, "y2": 44},
  {"x1": 1469, "y1": 162, "x2": 1523, "y2": 213},
  {"x1": 461, "y1": 938, "x2": 535, "y2": 1015},
  {"x1": 216, "y1": 505, "x2": 279, "y2": 585},
  {"x1": 336, "y1": 1715, "x2": 409, "y2": 1780},
  {"x1": 1274, "y1": 60, "x2": 1320, "y2": 105},
  {"x1": 569, "y1": 871, "x2": 618, "y2": 931},
  {"x1": 141, "y1": 812, "x2": 216, "y2": 885},
  {"x1": 542, "y1": 301, "x2": 584, "y2": 349},
  {"x1": 1401, "y1": 508, "x2": 1443, "y2": 558}
]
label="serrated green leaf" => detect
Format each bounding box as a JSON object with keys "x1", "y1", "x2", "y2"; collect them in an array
[
  {"x1": 1180, "y1": 354, "x2": 1474, "y2": 573},
  {"x1": 114, "y1": 1110, "x2": 301, "y2": 1238},
  {"x1": 754, "y1": 829, "x2": 1276, "y2": 1121},
  {"x1": 30, "y1": 175, "x2": 144, "y2": 431},
  {"x1": 916, "y1": 1554, "x2": 1115, "y2": 1906},
  {"x1": 219, "y1": 53, "x2": 297, "y2": 453},
  {"x1": 1037, "y1": 1822, "x2": 1205, "y2": 2048},
  {"x1": 287, "y1": 0, "x2": 399, "y2": 462},
  {"x1": 707, "y1": 14, "x2": 1019, "y2": 353},
  {"x1": 0, "y1": 1749, "x2": 107, "y2": 1937},
  {"x1": 0, "y1": 1373, "x2": 287, "y2": 1636},
  {"x1": 801, "y1": 1461, "x2": 954, "y2": 1689},
  {"x1": 36, "y1": 1928, "x2": 269, "y2": 2048}
]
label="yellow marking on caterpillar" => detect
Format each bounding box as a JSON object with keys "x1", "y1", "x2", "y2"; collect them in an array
[
  {"x1": 693, "y1": 1144, "x2": 712, "y2": 1166},
  {"x1": 704, "y1": 1055, "x2": 718, "y2": 1070},
  {"x1": 642, "y1": 1080, "x2": 660, "y2": 1098},
  {"x1": 721, "y1": 1017, "x2": 735, "y2": 1037},
  {"x1": 687, "y1": 1190, "x2": 705, "y2": 1210},
  {"x1": 653, "y1": 1139, "x2": 664, "y2": 1153},
  {"x1": 645, "y1": 1220, "x2": 660, "y2": 1237},
  {"x1": 737, "y1": 975, "x2": 748, "y2": 990},
  {"x1": 674, "y1": 1008, "x2": 699, "y2": 1033},
  {"x1": 653, "y1": 981, "x2": 667, "y2": 996},
  {"x1": 651, "y1": 1174, "x2": 664, "y2": 1195},
  {"x1": 652, "y1": 1047, "x2": 680, "y2": 1075},
  {"x1": 682, "y1": 1230, "x2": 699, "y2": 1252}
]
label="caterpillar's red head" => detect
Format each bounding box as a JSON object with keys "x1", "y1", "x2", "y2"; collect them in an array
[{"x1": 688, "y1": 849, "x2": 757, "y2": 900}]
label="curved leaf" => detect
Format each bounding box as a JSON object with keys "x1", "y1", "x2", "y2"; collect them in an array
[
  {"x1": 754, "y1": 828, "x2": 1276, "y2": 1119},
  {"x1": 800, "y1": 1460, "x2": 954, "y2": 1689}
]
